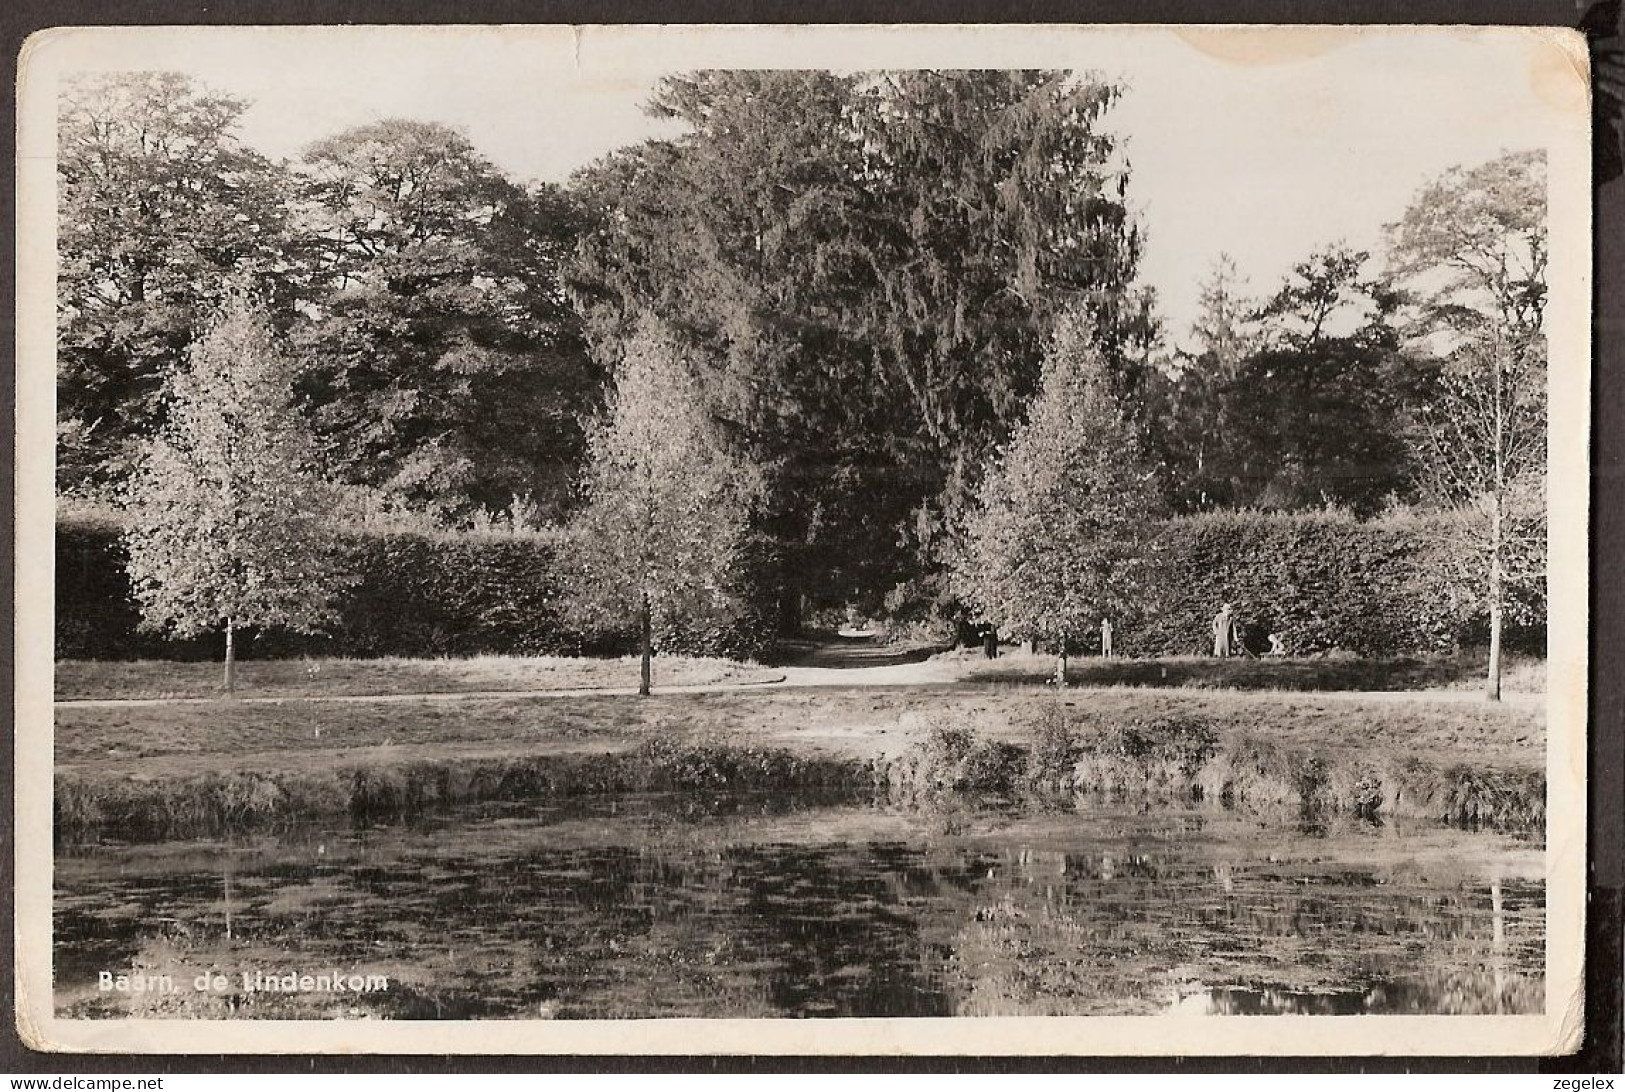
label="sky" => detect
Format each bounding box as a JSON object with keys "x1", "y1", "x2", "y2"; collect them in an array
[{"x1": 28, "y1": 24, "x2": 1579, "y2": 345}]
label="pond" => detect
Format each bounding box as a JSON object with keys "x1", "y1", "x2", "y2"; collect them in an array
[{"x1": 55, "y1": 792, "x2": 1544, "y2": 1019}]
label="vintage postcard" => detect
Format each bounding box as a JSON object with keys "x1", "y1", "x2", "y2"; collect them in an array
[{"x1": 13, "y1": 23, "x2": 1590, "y2": 1055}]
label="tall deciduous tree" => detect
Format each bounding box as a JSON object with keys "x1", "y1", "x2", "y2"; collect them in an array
[
  {"x1": 1252, "y1": 243, "x2": 1382, "y2": 348},
  {"x1": 1390, "y1": 151, "x2": 1549, "y2": 700},
  {"x1": 559, "y1": 319, "x2": 764, "y2": 695},
  {"x1": 293, "y1": 120, "x2": 599, "y2": 523},
  {"x1": 122, "y1": 296, "x2": 350, "y2": 693},
  {"x1": 1387, "y1": 149, "x2": 1547, "y2": 340},
  {"x1": 1411, "y1": 331, "x2": 1546, "y2": 700},
  {"x1": 952, "y1": 314, "x2": 1160, "y2": 683},
  {"x1": 57, "y1": 72, "x2": 294, "y2": 497}
]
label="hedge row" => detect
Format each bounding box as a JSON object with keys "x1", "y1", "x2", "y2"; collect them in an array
[
  {"x1": 55, "y1": 516, "x2": 777, "y2": 662},
  {"x1": 58, "y1": 508, "x2": 1544, "y2": 663},
  {"x1": 1066, "y1": 510, "x2": 1544, "y2": 657}
]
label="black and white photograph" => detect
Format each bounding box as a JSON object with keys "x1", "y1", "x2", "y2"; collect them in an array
[{"x1": 12, "y1": 23, "x2": 1591, "y2": 1056}]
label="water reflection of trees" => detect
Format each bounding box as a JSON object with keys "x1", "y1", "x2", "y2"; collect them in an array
[
  {"x1": 913, "y1": 843, "x2": 1543, "y2": 1017},
  {"x1": 55, "y1": 806, "x2": 1544, "y2": 1020},
  {"x1": 1178, "y1": 968, "x2": 1541, "y2": 1016}
]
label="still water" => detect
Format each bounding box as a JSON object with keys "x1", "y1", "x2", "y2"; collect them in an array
[{"x1": 55, "y1": 793, "x2": 1543, "y2": 1019}]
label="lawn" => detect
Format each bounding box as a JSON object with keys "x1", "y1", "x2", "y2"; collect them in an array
[
  {"x1": 54, "y1": 677, "x2": 1545, "y2": 775},
  {"x1": 55, "y1": 648, "x2": 1546, "y2": 702},
  {"x1": 53, "y1": 654, "x2": 783, "y2": 702}
]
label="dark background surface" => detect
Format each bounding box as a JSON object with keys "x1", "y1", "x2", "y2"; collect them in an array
[{"x1": 2, "y1": 0, "x2": 1619, "y2": 1074}]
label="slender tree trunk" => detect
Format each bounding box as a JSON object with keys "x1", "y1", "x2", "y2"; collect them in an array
[
  {"x1": 1485, "y1": 598, "x2": 1503, "y2": 702},
  {"x1": 1486, "y1": 506, "x2": 1504, "y2": 702},
  {"x1": 639, "y1": 592, "x2": 652, "y2": 698},
  {"x1": 223, "y1": 619, "x2": 236, "y2": 697},
  {"x1": 776, "y1": 548, "x2": 803, "y2": 637},
  {"x1": 1487, "y1": 345, "x2": 1506, "y2": 704},
  {"x1": 1054, "y1": 634, "x2": 1068, "y2": 688}
]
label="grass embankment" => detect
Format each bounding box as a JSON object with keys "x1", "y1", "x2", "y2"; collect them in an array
[
  {"x1": 956, "y1": 648, "x2": 1546, "y2": 695},
  {"x1": 55, "y1": 739, "x2": 866, "y2": 843},
  {"x1": 875, "y1": 713, "x2": 1544, "y2": 831},
  {"x1": 54, "y1": 654, "x2": 781, "y2": 702},
  {"x1": 53, "y1": 676, "x2": 1546, "y2": 840}
]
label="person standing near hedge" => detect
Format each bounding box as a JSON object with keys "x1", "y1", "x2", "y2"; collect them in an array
[{"x1": 1212, "y1": 603, "x2": 1234, "y2": 657}]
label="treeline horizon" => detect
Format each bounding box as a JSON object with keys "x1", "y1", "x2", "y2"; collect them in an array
[{"x1": 58, "y1": 68, "x2": 1547, "y2": 628}]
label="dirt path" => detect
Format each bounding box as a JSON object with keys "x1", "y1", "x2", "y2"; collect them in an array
[{"x1": 773, "y1": 633, "x2": 961, "y2": 687}]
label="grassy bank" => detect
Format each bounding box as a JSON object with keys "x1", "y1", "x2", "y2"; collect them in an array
[
  {"x1": 955, "y1": 648, "x2": 1546, "y2": 694},
  {"x1": 874, "y1": 715, "x2": 1545, "y2": 831},
  {"x1": 56, "y1": 739, "x2": 869, "y2": 842},
  {"x1": 54, "y1": 681, "x2": 1545, "y2": 841},
  {"x1": 54, "y1": 654, "x2": 780, "y2": 702}
]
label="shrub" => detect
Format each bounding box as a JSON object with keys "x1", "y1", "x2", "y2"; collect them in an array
[
  {"x1": 329, "y1": 529, "x2": 575, "y2": 658},
  {"x1": 958, "y1": 739, "x2": 1027, "y2": 795},
  {"x1": 1070, "y1": 713, "x2": 1221, "y2": 798},
  {"x1": 1026, "y1": 709, "x2": 1079, "y2": 789},
  {"x1": 915, "y1": 720, "x2": 977, "y2": 792},
  {"x1": 911, "y1": 509, "x2": 1543, "y2": 658},
  {"x1": 60, "y1": 507, "x2": 1544, "y2": 662},
  {"x1": 646, "y1": 538, "x2": 781, "y2": 663},
  {"x1": 879, "y1": 718, "x2": 1029, "y2": 802}
]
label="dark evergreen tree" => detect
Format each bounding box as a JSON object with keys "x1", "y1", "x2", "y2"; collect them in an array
[
  {"x1": 1150, "y1": 245, "x2": 1419, "y2": 516},
  {"x1": 1144, "y1": 254, "x2": 1258, "y2": 511},
  {"x1": 569, "y1": 70, "x2": 1153, "y2": 623}
]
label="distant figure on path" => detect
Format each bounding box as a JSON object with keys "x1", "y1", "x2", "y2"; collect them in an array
[
  {"x1": 1100, "y1": 617, "x2": 1113, "y2": 658},
  {"x1": 1211, "y1": 603, "x2": 1234, "y2": 657},
  {"x1": 983, "y1": 626, "x2": 999, "y2": 659}
]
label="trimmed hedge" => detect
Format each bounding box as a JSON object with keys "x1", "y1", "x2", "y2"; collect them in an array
[
  {"x1": 58, "y1": 508, "x2": 1543, "y2": 662},
  {"x1": 325, "y1": 530, "x2": 578, "y2": 658},
  {"x1": 931, "y1": 508, "x2": 1543, "y2": 658},
  {"x1": 1103, "y1": 510, "x2": 1543, "y2": 657},
  {"x1": 55, "y1": 516, "x2": 776, "y2": 662}
]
